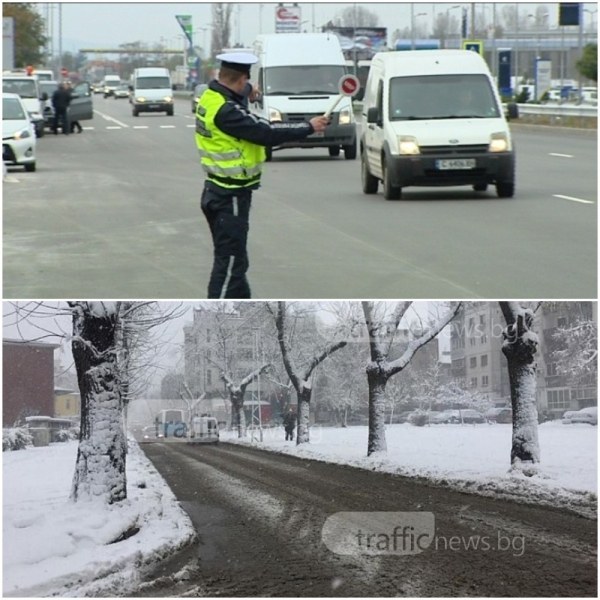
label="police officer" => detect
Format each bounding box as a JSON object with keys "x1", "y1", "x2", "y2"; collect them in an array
[{"x1": 195, "y1": 52, "x2": 329, "y2": 299}]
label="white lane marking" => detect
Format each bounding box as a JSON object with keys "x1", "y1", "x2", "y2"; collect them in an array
[
  {"x1": 549, "y1": 153, "x2": 574, "y2": 158},
  {"x1": 553, "y1": 194, "x2": 595, "y2": 205},
  {"x1": 106, "y1": 126, "x2": 122, "y2": 130},
  {"x1": 187, "y1": 124, "x2": 195, "y2": 128},
  {"x1": 93, "y1": 109, "x2": 130, "y2": 128},
  {"x1": 159, "y1": 125, "x2": 176, "y2": 129},
  {"x1": 133, "y1": 126, "x2": 149, "y2": 129}
]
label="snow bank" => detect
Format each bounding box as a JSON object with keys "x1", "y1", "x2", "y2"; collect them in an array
[
  {"x1": 3, "y1": 439, "x2": 196, "y2": 597},
  {"x1": 224, "y1": 421, "x2": 597, "y2": 519}
]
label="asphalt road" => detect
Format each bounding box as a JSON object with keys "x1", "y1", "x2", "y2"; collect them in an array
[
  {"x1": 3, "y1": 95, "x2": 597, "y2": 299},
  {"x1": 136, "y1": 440, "x2": 597, "y2": 597}
]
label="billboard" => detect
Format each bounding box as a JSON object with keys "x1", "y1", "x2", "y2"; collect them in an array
[
  {"x1": 324, "y1": 26, "x2": 387, "y2": 58},
  {"x1": 275, "y1": 4, "x2": 301, "y2": 33}
]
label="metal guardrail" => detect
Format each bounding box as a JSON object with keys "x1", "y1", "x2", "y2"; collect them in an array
[{"x1": 515, "y1": 103, "x2": 597, "y2": 118}]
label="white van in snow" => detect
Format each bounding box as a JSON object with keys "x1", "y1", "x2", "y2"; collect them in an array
[
  {"x1": 250, "y1": 33, "x2": 357, "y2": 160},
  {"x1": 130, "y1": 67, "x2": 173, "y2": 116},
  {"x1": 188, "y1": 416, "x2": 219, "y2": 444},
  {"x1": 361, "y1": 49, "x2": 516, "y2": 200}
]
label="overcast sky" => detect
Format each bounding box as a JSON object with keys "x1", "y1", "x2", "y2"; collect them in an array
[{"x1": 38, "y1": 2, "x2": 598, "y2": 55}]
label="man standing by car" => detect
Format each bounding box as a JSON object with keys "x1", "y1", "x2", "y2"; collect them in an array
[
  {"x1": 195, "y1": 52, "x2": 329, "y2": 299},
  {"x1": 51, "y1": 82, "x2": 71, "y2": 134}
]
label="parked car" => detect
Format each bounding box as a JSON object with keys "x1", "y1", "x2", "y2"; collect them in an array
[
  {"x1": 485, "y1": 407, "x2": 513, "y2": 424},
  {"x1": 561, "y1": 410, "x2": 577, "y2": 424},
  {"x1": 113, "y1": 83, "x2": 130, "y2": 99},
  {"x1": 2, "y1": 74, "x2": 47, "y2": 137},
  {"x1": 430, "y1": 410, "x2": 461, "y2": 424},
  {"x1": 2, "y1": 93, "x2": 36, "y2": 172},
  {"x1": 459, "y1": 409, "x2": 486, "y2": 424},
  {"x1": 569, "y1": 407, "x2": 597, "y2": 425},
  {"x1": 191, "y1": 83, "x2": 208, "y2": 113}
]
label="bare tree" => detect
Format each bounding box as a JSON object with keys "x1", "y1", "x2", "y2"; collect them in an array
[
  {"x1": 335, "y1": 6, "x2": 379, "y2": 27},
  {"x1": 221, "y1": 364, "x2": 271, "y2": 437},
  {"x1": 273, "y1": 302, "x2": 347, "y2": 444},
  {"x1": 499, "y1": 302, "x2": 541, "y2": 472},
  {"x1": 362, "y1": 301, "x2": 462, "y2": 455},
  {"x1": 211, "y1": 3, "x2": 233, "y2": 55}
]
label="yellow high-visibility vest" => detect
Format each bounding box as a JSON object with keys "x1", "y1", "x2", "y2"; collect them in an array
[{"x1": 195, "y1": 89, "x2": 266, "y2": 189}]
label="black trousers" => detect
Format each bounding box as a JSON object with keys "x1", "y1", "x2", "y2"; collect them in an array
[
  {"x1": 285, "y1": 427, "x2": 295, "y2": 441},
  {"x1": 52, "y1": 107, "x2": 69, "y2": 134},
  {"x1": 201, "y1": 184, "x2": 252, "y2": 299}
]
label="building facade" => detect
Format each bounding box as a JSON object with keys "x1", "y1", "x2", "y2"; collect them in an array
[
  {"x1": 3, "y1": 339, "x2": 59, "y2": 426},
  {"x1": 450, "y1": 302, "x2": 597, "y2": 416}
]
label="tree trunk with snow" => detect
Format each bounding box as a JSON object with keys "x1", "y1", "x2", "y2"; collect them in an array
[
  {"x1": 500, "y1": 302, "x2": 541, "y2": 469},
  {"x1": 69, "y1": 302, "x2": 127, "y2": 505},
  {"x1": 367, "y1": 364, "x2": 388, "y2": 454},
  {"x1": 297, "y1": 387, "x2": 312, "y2": 443}
]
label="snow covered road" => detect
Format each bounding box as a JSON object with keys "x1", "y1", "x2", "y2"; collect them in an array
[{"x1": 137, "y1": 441, "x2": 597, "y2": 597}]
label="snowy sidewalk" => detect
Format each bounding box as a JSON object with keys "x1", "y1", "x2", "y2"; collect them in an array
[
  {"x1": 3, "y1": 439, "x2": 196, "y2": 597},
  {"x1": 223, "y1": 421, "x2": 598, "y2": 519}
]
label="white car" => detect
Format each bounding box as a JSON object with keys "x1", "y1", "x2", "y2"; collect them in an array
[
  {"x1": 569, "y1": 407, "x2": 597, "y2": 425},
  {"x1": 3, "y1": 93, "x2": 36, "y2": 172}
]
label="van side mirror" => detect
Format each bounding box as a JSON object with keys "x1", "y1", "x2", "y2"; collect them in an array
[
  {"x1": 367, "y1": 106, "x2": 380, "y2": 124},
  {"x1": 128, "y1": 84, "x2": 133, "y2": 91},
  {"x1": 40, "y1": 92, "x2": 48, "y2": 101}
]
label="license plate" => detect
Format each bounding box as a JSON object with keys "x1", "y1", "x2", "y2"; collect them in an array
[
  {"x1": 436, "y1": 159, "x2": 476, "y2": 170},
  {"x1": 149, "y1": 104, "x2": 159, "y2": 109}
]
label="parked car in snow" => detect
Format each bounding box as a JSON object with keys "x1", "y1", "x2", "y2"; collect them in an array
[
  {"x1": 561, "y1": 410, "x2": 577, "y2": 424},
  {"x1": 485, "y1": 407, "x2": 513, "y2": 424},
  {"x1": 569, "y1": 407, "x2": 597, "y2": 426}
]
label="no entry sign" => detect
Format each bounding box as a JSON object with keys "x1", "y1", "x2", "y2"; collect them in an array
[
  {"x1": 324, "y1": 74, "x2": 362, "y2": 118},
  {"x1": 338, "y1": 74, "x2": 361, "y2": 97}
]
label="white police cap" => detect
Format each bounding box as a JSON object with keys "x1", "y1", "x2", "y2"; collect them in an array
[{"x1": 216, "y1": 52, "x2": 258, "y2": 74}]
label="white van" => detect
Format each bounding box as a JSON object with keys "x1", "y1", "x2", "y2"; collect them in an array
[
  {"x1": 131, "y1": 67, "x2": 173, "y2": 116},
  {"x1": 188, "y1": 416, "x2": 219, "y2": 444},
  {"x1": 250, "y1": 33, "x2": 357, "y2": 160},
  {"x1": 361, "y1": 49, "x2": 515, "y2": 200}
]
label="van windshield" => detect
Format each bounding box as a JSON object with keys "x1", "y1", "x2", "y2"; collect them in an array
[
  {"x1": 388, "y1": 74, "x2": 500, "y2": 121},
  {"x1": 264, "y1": 65, "x2": 345, "y2": 95},
  {"x1": 2, "y1": 79, "x2": 38, "y2": 98},
  {"x1": 136, "y1": 76, "x2": 170, "y2": 89}
]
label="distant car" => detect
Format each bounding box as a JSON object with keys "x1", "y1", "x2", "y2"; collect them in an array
[
  {"x1": 141, "y1": 425, "x2": 164, "y2": 442},
  {"x1": 569, "y1": 407, "x2": 597, "y2": 425},
  {"x1": 188, "y1": 416, "x2": 219, "y2": 444},
  {"x1": 561, "y1": 410, "x2": 577, "y2": 424},
  {"x1": 191, "y1": 83, "x2": 208, "y2": 113},
  {"x1": 92, "y1": 83, "x2": 104, "y2": 94},
  {"x1": 113, "y1": 83, "x2": 130, "y2": 99},
  {"x1": 2, "y1": 93, "x2": 36, "y2": 172},
  {"x1": 485, "y1": 407, "x2": 513, "y2": 424}
]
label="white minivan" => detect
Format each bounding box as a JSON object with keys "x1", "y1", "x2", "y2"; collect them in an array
[
  {"x1": 361, "y1": 49, "x2": 516, "y2": 200},
  {"x1": 188, "y1": 416, "x2": 219, "y2": 444},
  {"x1": 130, "y1": 67, "x2": 174, "y2": 116},
  {"x1": 250, "y1": 33, "x2": 357, "y2": 160}
]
